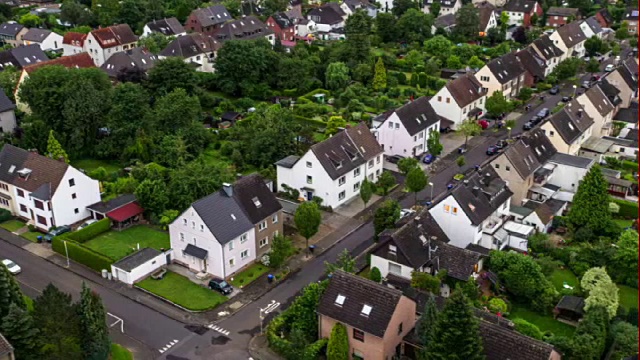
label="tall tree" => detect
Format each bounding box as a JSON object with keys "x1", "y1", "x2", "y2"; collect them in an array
[
  {"x1": 294, "y1": 201, "x2": 322, "y2": 255},
  {"x1": 1, "y1": 303, "x2": 41, "y2": 360},
  {"x1": 214, "y1": 39, "x2": 278, "y2": 97},
  {"x1": 326, "y1": 116, "x2": 347, "y2": 136},
  {"x1": 135, "y1": 179, "x2": 169, "y2": 216},
  {"x1": 373, "y1": 57, "x2": 387, "y2": 91},
  {"x1": 0, "y1": 262, "x2": 25, "y2": 320},
  {"x1": 137, "y1": 32, "x2": 172, "y2": 54},
  {"x1": 375, "y1": 13, "x2": 397, "y2": 42},
  {"x1": 360, "y1": 179, "x2": 373, "y2": 209},
  {"x1": 430, "y1": 0, "x2": 441, "y2": 16},
  {"x1": 426, "y1": 291, "x2": 484, "y2": 360},
  {"x1": 397, "y1": 9, "x2": 434, "y2": 44},
  {"x1": 567, "y1": 164, "x2": 611, "y2": 235},
  {"x1": 406, "y1": 167, "x2": 427, "y2": 205},
  {"x1": 167, "y1": 160, "x2": 233, "y2": 210},
  {"x1": 60, "y1": 0, "x2": 95, "y2": 27},
  {"x1": 268, "y1": 235, "x2": 294, "y2": 269},
  {"x1": 344, "y1": 10, "x2": 372, "y2": 66},
  {"x1": 325, "y1": 62, "x2": 351, "y2": 91},
  {"x1": 33, "y1": 284, "x2": 82, "y2": 360},
  {"x1": 373, "y1": 199, "x2": 400, "y2": 237},
  {"x1": 454, "y1": 4, "x2": 480, "y2": 40},
  {"x1": 581, "y1": 267, "x2": 619, "y2": 319},
  {"x1": 146, "y1": 57, "x2": 198, "y2": 96},
  {"x1": 610, "y1": 230, "x2": 639, "y2": 287},
  {"x1": 377, "y1": 171, "x2": 396, "y2": 197},
  {"x1": 416, "y1": 294, "x2": 438, "y2": 358},
  {"x1": 485, "y1": 91, "x2": 511, "y2": 117},
  {"x1": 78, "y1": 283, "x2": 110, "y2": 360},
  {"x1": 326, "y1": 323, "x2": 349, "y2": 360},
  {"x1": 459, "y1": 118, "x2": 482, "y2": 147},
  {"x1": 398, "y1": 157, "x2": 419, "y2": 176},
  {"x1": 571, "y1": 305, "x2": 609, "y2": 360},
  {"x1": 392, "y1": 0, "x2": 419, "y2": 17},
  {"x1": 325, "y1": 249, "x2": 357, "y2": 274},
  {"x1": 427, "y1": 131, "x2": 443, "y2": 156},
  {"x1": 46, "y1": 130, "x2": 70, "y2": 163}
]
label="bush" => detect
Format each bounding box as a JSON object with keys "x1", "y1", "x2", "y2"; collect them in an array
[
  {"x1": 67, "y1": 218, "x2": 111, "y2": 243},
  {"x1": 370, "y1": 267, "x2": 382, "y2": 283},
  {"x1": 535, "y1": 256, "x2": 563, "y2": 276},
  {"x1": 488, "y1": 298, "x2": 508, "y2": 314},
  {"x1": 513, "y1": 318, "x2": 544, "y2": 340},
  {"x1": 51, "y1": 236, "x2": 114, "y2": 271},
  {"x1": 0, "y1": 208, "x2": 12, "y2": 223},
  {"x1": 621, "y1": 161, "x2": 638, "y2": 174},
  {"x1": 611, "y1": 199, "x2": 639, "y2": 219}
]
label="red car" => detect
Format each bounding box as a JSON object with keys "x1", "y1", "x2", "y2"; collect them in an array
[{"x1": 478, "y1": 120, "x2": 489, "y2": 129}]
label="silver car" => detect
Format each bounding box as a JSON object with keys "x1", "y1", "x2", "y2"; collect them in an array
[{"x1": 2, "y1": 259, "x2": 21, "y2": 275}]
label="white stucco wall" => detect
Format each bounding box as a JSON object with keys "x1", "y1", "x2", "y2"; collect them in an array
[
  {"x1": 546, "y1": 162, "x2": 591, "y2": 192},
  {"x1": 50, "y1": 167, "x2": 101, "y2": 229},
  {"x1": 112, "y1": 250, "x2": 172, "y2": 285},
  {"x1": 370, "y1": 254, "x2": 413, "y2": 279},
  {"x1": 429, "y1": 195, "x2": 482, "y2": 248},
  {"x1": 430, "y1": 87, "x2": 486, "y2": 128}
]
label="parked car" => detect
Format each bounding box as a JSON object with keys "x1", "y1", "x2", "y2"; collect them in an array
[
  {"x1": 486, "y1": 146, "x2": 499, "y2": 155},
  {"x1": 605, "y1": 64, "x2": 615, "y2": 72},
  {"x1": 422, "y1": 153, "x2": 436, "y2": 164},
  {"x1": 1, "y1": 259, "x2": 20, "y2": 275},
  {"x1": 208, "y1": 279, "x2": 233, "y2": 295},
  {"x1": 561, "y1": 96, "x2": 572, "y2": 102},
  {"x1": 581, "y1": 81, "x2": 591, "y2": 89},
  {"x1": 440, "y1": 126, "x2": 452, "y2": 133},
  {"x1": 549, "y1": 86, "x2": 560, "y2": 95},
  {"x1": 43, "y1": 225, "x2": 71, "y2": 242},
  {"x1": 495, "y1": 140, "x2": 508, "y2": 149},
  {"x1": 478, "y1": 119, "x2": 489, "y2": 130},
  {"x1": 78, "y1": 219, "x2": 97, "y2": 230},
  {"x1": 386, "y1": 155, "x2": 404, "y2": 164},
  {"x1": 591, "y1": 74, "x2": 601, "y2": 82},
  {"x1": 523, "y1": 121, "x2": 534, "y2": 130},
  {"x1": 537, "y1": 108, "x2": 550, "y2": 118},
  {"x1": 400, "y1": 208, "x2": 416, "y2": 218},
  {"x1": 530, "y1": 115, "x2": 541, "y2": 125}
]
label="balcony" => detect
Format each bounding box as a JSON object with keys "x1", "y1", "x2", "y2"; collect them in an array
[
  {"x1": 533, "y1": 167, "x2": 554, "y2": 185},
  {"x1": 482, "y1": 215, "x2": 505, "y2": 235}
]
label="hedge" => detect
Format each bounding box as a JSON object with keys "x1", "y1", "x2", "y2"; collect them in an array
[
  {"x1": 52, "y1": 236, "x2": 114, "y2": 272},
  {"x1": 622, "y1": 161, "x2": 638, "y2": 174},
  {"x1": 67, "y1": 218, "x2": 111, "y2": 243},
  {"x1": 0, "y1": 209, "x2": 12, "y2": 223},
  {"x1": 611, "y1": 198, "x2": 639, "y2": 220},
  {"x1": 293, "y1": 115, "x2": 327, "y2": 127}
]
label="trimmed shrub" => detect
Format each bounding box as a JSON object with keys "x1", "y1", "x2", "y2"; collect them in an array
[
  {"x1": 621, "y1": 160, "x2": 638, "y2": 174},
  {"x1": 513, "y1": 318, "x2": 544, "y2": 340},
  {"x1": 488, "y1": 298, "x2": 508, "y2": 314},
  {"x1": 67, "y1": 218, "x2": 111, "y2": 243},
  {"x1": 370, "y1": 267, "x2": 382, "y2": 283},
  {"x1": 0, "y1": 208, "x2": 12, "y2": 223},
  {"x1": 293, "y1": 116, "x2": 326, "y2": 127},
  {"x1": 51, "y1": 236, "x2": 114, "y2": 271},
  {"x1": 611, "y1": 199, "x2": 639, "y2": 219}
]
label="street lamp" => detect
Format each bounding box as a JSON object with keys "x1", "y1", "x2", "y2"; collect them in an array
[
  {"x1": 507, "y1": 126, "x2": 512, "y2": 140},
  {"x1": 572, "y1": 85, "x2": 577, "y2": 98},
  {"x1": 428, "y1": 182, "x2": 434, "y2": 201}
]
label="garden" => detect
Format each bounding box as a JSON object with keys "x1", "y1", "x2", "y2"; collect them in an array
[
  {"x1": 82, "y1": 225, "x2": 170, "y2": 261},
  {"x1": 136, "y1": 271, "x2": 227, "y2": 311}
]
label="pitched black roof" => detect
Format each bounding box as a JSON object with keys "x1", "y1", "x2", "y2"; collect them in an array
[
  {"x1": 191, "y1": 5, "x2": 233, "y2": 27},
  {"x1": 618, "y1": 58, "x2": 638, "y2": 92},
  {"x1": 145, "y1": 18, "x2": 185, "y2": 36},
  {"x1": 516, "y1": 48, "x2": 546, "y2": 80},
  {"x1": 614, "y1": 102, "x2": 638, "y2": 123},
  {"x1": 22, "y1": 28, "x2": 52, "y2": 42},
  {"x1": 599, "y1": 79, "x2": 623, "y2": 106},
  {"x1": 549, "y1": 152, "x2": 593, "y2": 168},
  {"x1": 503, "y1": 0, "x2": 537, "y2": 13},
  {"x1": 556, "y1": 21, "x2": 587, "y2": 49},
  {"x1": 318, "y1": 270, "x2": 404, "y2": 338},
  {"x1": 307, "y1": 3, "x2": 345, "y2": 25},
  {"x1": 232, "y1": 173, "x2": 282, "y2": 225},
  {"x1": 183, "y1": 243, "x2": 208, "y2": 259},
  {"x1": 212, "y1": 16, "x2": 273, "y2": 42},
  {"x1": 88, "y1": 194, "x2": 137, "y2": 214},
  {"x1": 584, "y1": 85, "x2": 614, "y2": 117},
  {"x1": 547, "y1": 100, "x2": 594, "y2": 145},
  {"x1": 113, "y1": 248, "x2": 162, "y2": 271},
  {"x1": 392, "y1": 97, "x2": 441, "y2": 136},
  {"x1": 274, "y1": 155, "x2": 300, "y2": 168},
  {"x1": 434, "y1": 13, "x2": 457, "y2": 28},
  {"x1": 531, "y1": 35, "x2": 564, "y2": 61},
  {"x1": 0, "y1": 144, "x2": 69, "y2": 194},
  {"x1": 445, "y1": 74, "x2": 486, "y2": 108},
  {"x1": 623, "y1": 7, "x2": 638, "y2": 21},
  {"x1": 486, "y1": 52, "x2": 525, "y2": 84},
  {"x1": 160, "y1": 33, "x2": 219, "y2": 58},
  {"x1": 556, "y1": 295, "x2": 585, "y2": 314},
  {"x1": 546, "y1": 6, "x2": 579, "y2": 17},
  {"x1": 0, "y1": 44, "x2": 49, "y2": 71},
  {"x1": 502, "y1": 128, "x2": 556, "y2": 179},
  {"x1": 479, "y1": 319, "x2": 558, "y2": 360},
  {"x1": 585, "y1": 16, "x2": 603, "y2": 34},
  {"x1": 271, "y1": 12, "x2": 295, "y2": 29},
  {"x1": 0, "y1": 88, "x2": 14, "y2": 113},
  {"x1": 101, "y1": 47, "x2": 158, "y2": 78},
  {"x1": 0, "y1": 22, "x2": 23, "y2": 37},
  {"x1": 191, "y1": 189, "x2": 254, "y2": 244}
]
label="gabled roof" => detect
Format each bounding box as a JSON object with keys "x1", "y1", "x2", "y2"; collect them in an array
[
  {"x1": 144, "y1": 18, "x2": 185, "y2": 36},
  {"x1": 24, "y1": 52, "x2": 94, "y2": 74},
  {"x1": 232, "y1": 173, "x2": 282, "y2": 224},
  {"x1": 516, "y1": 47, "x2": 546, "y2": 79},
  {"x1": 22, "y1": 28, "x2": 52, "y2": 42},
  {"x1": 90, "y1": 24, "x2": 137, "y2": 49},
  {"x1": 425, "y1": 0, "x2": 458, "y2": 7},
  {"x1": 0, "y1": 333, "x2": 13, "y2": 358},
  {"x1": 613, "y1": 102, "x2": 638, "y2": 123},
  {"x1": 112, "y1": 248, "x2": 161, "y2": 272},
  {"x1": 191, "y1": 188, "x2": 254, "y2": 245},
  {"x1": 585, "y1": 16, "x2": 603, "y2": 34},
  {"x1": 318, "y1": 270, "x2": 404, "y2": 338},
  {"x1": 271, "y1": 12, "x2": 295, "y2": 29},
  {"x1": 0, "y1": 44, "x2": 49, "y2": 70},
  {"x1": 62, "y1": 32, "x2": 86, "y2": 47},
  {"x1": 191, "y1": 5, "x2": 233, "y2": 28},
  {"x1": 598, "y1": 79, "x2": 622, "y2": 106},
  {"x1": 434, "y1": 13, "x2": 457, "y2": 28},
  {"x1": 0, "y1": 144, "x2": 69, "y2": 194},
  {"x1": 0, "y1": 22, "x2": 23, "y2": 37},
  {"x1": 274, "y1": 155, "x2": 300, "y2": 168},
  {"x1": 502, "y1": 134, "x2": 550, "y2": 179},
  {"x1": 310, "y1": 122, "x2": 382, "y2": 180},
  {"x1": 87, "y1": 194, "x2": 137, "y2": 214},
  {"x1": 485, "y1": 52, "x2": 525, "y2": 84},
  {"x1": 445, "y1": 74, "x2": 486, "y2": 108},
  {"x1": 107, "y1": 201, "x2": 144, "y2": 222},
  {"x1": 160, "y1": 33, "x2": 220, "y2": 58},
  {"x1": 392, "y1": 97, "x2": 440, "y2": 136},
  {"x1": 0, "y1": 88, "x2": 14, "y2": 113},
  {"x1": 479, "y1": 318, "x2": 558, "y2": 360},
  {"x1": 101, "y1": 47, "x2": 157, "y2": 78},
  {"x1": 617, "y1": 58, "x2": 638, "y2": 92},
  {"x1": 343, "y1": 0, "x2": 376, "y2": 11},
  {"x1": 597, "y1": 8, "x2": 613, "y2": 24},
  {"x1": 547, "y1": 100, "x2": 594, "y2": 145},
  {"x1": 503, "y1": 0, "x2": 537, "y2": 13},
  {"x1": 479, "y1": 7, "x2": 495, "y2": 30},
  {"x1": 523, "y1": 198, "x2": 565, "y2": 224},
  {"x1": 546, "y1": 6, "x2": 579, "y2": 17},
  {"x1": 583, "y1": 85, "x2": 614, "y2": 117},
  {"x1": 549, "y1": 152, "x2": 594, "y2": 168},
  {"x1": 531, "y1": 35, "x2": 564, "y2": 60},
  {"x1": 212, "y1": 16, "x2": 273, "y2": 42},
  {"x1": 556, "y1": 21, "x2": 587, "y2": 49},
  {"x1": 307, "y1": 3, "x2": 345, "y2": 25}
]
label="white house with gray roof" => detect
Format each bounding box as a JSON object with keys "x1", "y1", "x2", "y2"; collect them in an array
[{"x1": 22, "y1": 28, "x2": 62, "y2": 51}]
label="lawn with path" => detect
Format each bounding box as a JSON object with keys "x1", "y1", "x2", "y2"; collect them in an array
[
  {"x1": 509, "y1": 304, "x2": 576, "y2": 337},
  {"x1": 137, "y1": 271, "x2": 226, "y2": 311},
  {"x1": 548, "y1": 268, "x2": 580, "y2": 292},
  {"x1": 71, "y1": 159, "x2": 122, "y2": 174},
  {"x1": 229, "y1": 263, "x2": 269, "y2": 288},
  {"x1": 0, "y1": 219, "x2": 25, "y2": 232},
  {"x1": 83, "y1": 225, "x2": 169, "y2": 261}
]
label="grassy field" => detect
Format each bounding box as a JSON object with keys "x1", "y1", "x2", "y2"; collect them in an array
[
  {"x1": 548, "y1": 268, "x2": 580, "y2": 292},
  {"x1": 510, "y1": 304, "x2": 576, "y2": 337},
  {"x1": 137, "y1": 272, "x2": 226, "y2": 311},
  {"x1": 229, "y1": 263, "x2": 269, "y2": 288},
  {"x1": 71, "y1": 158, "x2": 122, "y2": 174},
  {"x1": 613, "y1": 219, "x2": 635, "y2": 229},
  {"x1": 21, "y1": 231, "x2": 41, "y2": 243},
  {"x1": 84, "y1": 225, "x2": 169, "y2": 261},
  {"x1": 617, "y1": 284, "x2": 639, "y2": 311},
  {"x1": 110, "y1": 344, "x2": 133, "y2": 360},
  {"x1": 0, "y1": 219, "x2": 25, "y2": 232}
]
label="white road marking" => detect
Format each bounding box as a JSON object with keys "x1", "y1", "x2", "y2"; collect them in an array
[
  {"x1": 107, "y1": 313, "x2": 124, "y2": 333},
  {"x1": 207, "y1": 324, "x2": 230, "y2": 336},
  {"x1": 158, "y1": 339, "x2": 179, "y2": 353}
]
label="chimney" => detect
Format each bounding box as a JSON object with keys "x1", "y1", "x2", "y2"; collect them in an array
[
  {"x1": 222, "y1": 183, "x2": 233, "y2": 197},
  {"x1": 58, "y1": 156, "x2": 65, "y2": 162},
  {"x1": 472, "y1": 186, "x2": 480, "y2": 197}
]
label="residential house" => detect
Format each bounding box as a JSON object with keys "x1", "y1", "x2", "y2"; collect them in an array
[
  {"x1": 605, "y1": 175, "x2": 634, "y2": 200},
  {"x1": 502, "y1": 0, "x2": 542, "y2": 27},
  {"x1": 575, "y1": 84, "x2": 615, "y2": 136},
  {"x1": 580, "y1": 16, "x2": 603, "y2": 39},
  {"x1": 544, "y1": 152, "x2": 594, "y2": 194},
  {"x1": 22, "y1": 28, "x2": 62, "y2": 51},
  {"x1": 84, "y1": 24, "x2": 138, "y2": 66},
  {"x1": 374, "y1": 96, "x2": 441, "y2": 157},
  {"x1": 516, "y1": 47, "x2": 547, "y2": 85},
  {"x1": 159, "y1": 33, "x2": 220, "y2": 73},
  {"x1": 529, "y1": 34, "x2": 564, "y2": 75},
  {"x1": 604, "y1": 130, "x2": 638, "y2": 159},
  {"x1": 511, "y1": 198, "x2": 567, "y2": 232},
  {"x1": 185, "y1": 5, "x2": 233, "y2": 36},
  {"x1": 0, "y1": 89, "x2": 16, "y2": 134},
  {"x1": 0, "y1": 23, "x2": 26, "y2": 48},
  {"x1": 622, "y1": 8, "x2": 638, "y2": 35},
  {"x1": 0, "y1": 333, "x2": 13, "y2": 360},
  {"x1": 472, "y1": 0, "x2": 506, "y2": 7},
  {"x1": 429, "y1": 73, "x2": 487, "y2": 129},
  {"x1": 579, "y1": 136, "x2": 616, "y2": 162},
  {"x1": 266, "y1": 12, "x2": 297, "y2": 42},
  {"x1": 211, "y1": 16, "x2": 275, "y2": 46},
  {"x1": 490, "y1": 128, "x2": 557, "y2": 206},
  {"x1": 276, "y1": 122, "x2": 384, "y2": 209},
  {"x1": 62, "y1": 32, "x2": 86, "y2": 56},
  {"x1": 14, "y1": 52, "x2": 94, "y2": 111},
  {"x1": 429, "y1": 166, "x2": 514, "y2": 251},
  {"x1": 340, "y1": 0, "x2": 378, "y2": 18},
  {"x1": 142, "y1": 18, "x2": 186, "y2": 38},
  {"x1": 317, "y1": 270, "x2": 417, "y2": 360},
  {"x1": 540, "y1": 101, "x2": 593, "y2": 155},
  {"x1": 598, "y1": 78, "x2": 623, "y2": 111},
  {"x1": 0, "y1": 144, "x2": 101, "y2": 232},
  {"x1": 594, "y1": 8, "x2": 614, "y2": 28},
  {"x1": 307, "y1": 3, "x2": 347, "y2": 32},
  {"x1": 546, "y1": 7, "x2": 579, "y2": 27},
  {"x1": 423, "y1": 0, "x2": 461, "y2": 16},
  {"x1": 433, "y1": 14, "x2": 457, "y2": 32},
  {"x1": 0, "y1": 44, "x2": 49, "y2": 72},
  {"x1": 479, "y1": 5, "x2": 498, "y2": 36},
  {"x1": 549, "y1": 20, "x2": 587, "y2": 60},
  {"x1": 612, "y1": 101, "x2": 637, "y2": 129},
  {"x1": 100, "y1": 47, "x2": 158, "y2": 80},
  {"x1": 603, "y1": 58, "x2": 638, "y2": 108},
  {"x1": 474, "y1": 52, "x2": 526, "y2": 99}
]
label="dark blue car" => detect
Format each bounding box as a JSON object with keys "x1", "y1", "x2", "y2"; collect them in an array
[{"x1": 423, "y1": 154, "x2": 435, "y2": 164}]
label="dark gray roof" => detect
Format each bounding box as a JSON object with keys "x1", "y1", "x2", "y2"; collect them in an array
[
  {"x1": 0, "y1": 88, "x2": 14, "y2": 113},
  {"x1": 585, "y1": 16, "x2": 603, "y2": 34},
  {"x1": 307, "y1": 3, "x2": 345, "y2": 25},
  {"x1": 614, "y1": 102, "x2": 638, "y2": 123},
  {"x1": 0, "y1": 333, "x2": 12, "y2": 357},
  {"x1": 479, "y1": 319, "x2": 558, "y2": 360},
  {"x1": 191, "y1": 189, "x2": 254, "y2": 244},
  {"x1": 503, "y1": 0, "x2": 537, "y2": 13},
  {"x1": 501, "y1": 128, "x2": 556, "y2": 179},
  {"x1": 160, "y1": 33, "x2": 219, "y2": 58},
  {"x1": 516, "y1": 48, "x2": 546, "y2": 80},
  {"x1": 0, "y1": 144, "x2": 69, "y2": 194},
  {"x1": 557, "y1": 21, "x2": 587, "y2": 49},
  {"x1": 145, "y1": 18, "x2": 185, "y2": 36},
  {"x1": 486, "y1": 52, "x2": 525, "y2": 84},
  {"x1": 549, "y1": 152, "x2": 593, "y2": 168},
  {"x1": 393, "y1": 97, "x2": 440, "y2": 136},
  {"x1": 212, "y1": 16, "x2": 273, "y2": 42},
  {"x1": 618, "y1": 58, "x2": 638, "y2": 92},
  {"x1": 425, "y1": 0, "x2": 458, "y2": 7},
  {"x1": 445, "y1": 74, "x2": 486, "y2": 108},
  {"x1": 88, "y1": 194, "x2": 137, "y2": 215},
  {"x1": 101, "y1": 47, "x2": 158, "y2": 78},
  {"x1": 0, "y1": 44, "x2": 48, "y2": 70},
  {"x1": 275, "y1": 155, "x2": 300, "y2": 168},
  {"x1": 22, "y1": 28, "x2": 52, "y2": 42},
  {"x1": 191, "y1": 5, "x2": 233, "y2": 28},
  {"x1": 448, "y1": 165, "x2": 513, "y2": 226},
  {"x1": 556, "y1": 295, "x2": 585, "y2": 314},
  {"x1": 606, "y1": 175, "x2": 633, "y2": 187},
  {"x1": 434, "y1": 13, "x2": 457, "y2": 28},
  {"x1": 0, "y1": 22, "x2": 23, "y2": 37},
  {"x1": 531, "y1": 35, "x2": 564, "y2": 60},
  {"x1": 310, "y1": 122, "x2": 383, "y2": 180},
  {"x1": 271, "y1": 12, "x2": 295, "y2": 29},
  {"x1": 113, "y1": 248, "x2": 162, "y2": 271},
  {"x1": 623, "y1": 7, "x2": 638, "y2": 21},
  {"x1": 546, "y1": 6, "x2": 579, "y2": 17},
  {"x1": 465, "y1": 243, "x2": 491, "y2": 255},
  {"x1": 183, "y1": 243, "x2": 208, "y2": 260},
  {"x1": 584, "y1": 85, "x2": 614, "y2": 117},
  {"x1": 318, "y1": 270, "x2": 403, "y2": 338},
  {"x1": 523, "y1": 198, "x2": 566, "y2": 224},
  {"x1": 343, "y1": 0, "x2": 376, "y2": 11},
  {"x1": 232, "y1": 173, "x2": 282, "y2": 224},
  {"x1": 599, "y1": 79, "x2": 623, "y2": 106},
  {"x1": 547, "y1": 100, "x2": 594, "y2": 145},
  {"x1": 30, "y1": 183, "x2": 52, "y2": 201}
]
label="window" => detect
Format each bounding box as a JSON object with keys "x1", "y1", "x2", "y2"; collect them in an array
[
  {"x1": 183, "y1": 218, "x2": 187, "y2": 226},
  {"x1": 495, "y1": 164, "x2": 500, "y2": 169},
  {"x1": 306, "y1": 161, "x2": 312, "y2": 168},
  {"x1": 68, "y1": 179, "x2": 75, "y2": 187},
  {"x1": 229, "y1": 258, "x2": 235, "y2": 267},
  {"x1": 353, "y1": 329, "x2": 365, "y2": 342},
  {"x1": 444, "y1": 204, "x2": 450, "y2": 213},
  {"x1": 376, "y1": 155, "x2": 381, "y2": 164},
  {"x1": 200, "y1": 224, "x2": 204, "y2": 232},
  {"x1": 506, "y1": 166, "x2": 510, "y2": 171},
  {"x1": 549, "y1": 131, "x2": 554, "y2": 137},
  {"x1": 353, "y1": 182, "x2": 360, "y2": 191},
  {"x1": 480, "y1": 76, "x2": 490, "y2": 82},
  {"x1": 241, "y1": 250, "x2": 249, "y2": 259},
  {"x1": 339, "y1": 176, "x2": 346, "y2": 185},
  {"x1": 398, "y1": 322, "x2": 403, "y2": 335},
  {"x1": 388, "y1": 122, "x2": 393, "y2": 128},
  {"x1": 389, "y1": 244, "x2": 397, "y2": 254},
  {"x1": 71, "y1": 193, "x2": 77, "y2": 199},
  {"x1": 306, "y1": 176, "x2": 312, "y2": 184},
  {"x1": 452, "y1": 207, "x2": 458, "y2": 215},
  {"x1": 34, "y1": 200, "x2": 44, "y2": 210},
  {"x1": 419, "y1": 132, "x2": 424, "y2": 139},
  {"x1": 17, "y1": 189, "x2": 24, "y2": 198},
  {"x1": 180, "y1": 233, "x2": 185, "y2": 241},
  {"x1": 240, "y1": 233, "x2": 248, "y2": 243},
  {"x1": 446, "y1": 97, "x2": 450, "y2": 103},
  {"x1": 339, "y1": 191, "x2": 346, "y2": 200},
  {"x1": 0, "y1": 198, "x2": 8, "y2": 207},
  {"x1": 192, "y1": 221, "x2": 195, "y2": 229},
  {"x1": 193, "y1": 238, "x2": 197, "y2": 245},
  {"x1": 74, "y1": 208, "x2": 79, "y2": 214},
  {"x1": 414, "y1": 135, "x2": 417, "y2": 141},
  {"x1": 376, "y1": 169, "x2": 381, "y2": 176},
  {"x1": 259, "y1": 221, "x2": 267, "y2": 231},
  {"x1": 37, "y1": 215, "x2": 46, "y2": 225},
  {"x1": 354, "y1": 167, "x2": 361, "y2": 176},
  {"x1": 228, "y1": 241, "x2": 234, "y2": 250},
  {"x1": 395, "y1": 123, "x2": 400, "y2": 129},
  {"x1": 0, "y1": 183, "x2": 7, "y2": 191},
  {"x1": 260, "y1": 237, "x2": 269, "y2": 247},
  {"x1": 389, "y1": 262, "x2": 401, "y2": 275},
  {"x1": 19, "y1": 204, "x2": 26, "y2": 212},
  {"x1": 272, "y1": 214, "x2": 278, "y2": 223}
]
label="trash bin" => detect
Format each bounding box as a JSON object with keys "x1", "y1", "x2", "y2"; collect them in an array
[
  {"x1": 309, "y1": 245, "x2": 315, "y2": 254},
  {"x1": 101, "y1": 269, "x2": 108, "y2": 279},
  {"x1": 37, "y1": 236, "x2": 42, "y2": 243},
  {"x1": 267, "y1": 274, "x2": 274, "y2": 283}
]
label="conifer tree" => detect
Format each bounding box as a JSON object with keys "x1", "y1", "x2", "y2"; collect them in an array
[
  {"x1": 373, "y1": 57, "x2": 387, "y2": 91},
  {"x1": 78, "y1": 283, "x2": 110, "y2": 360},
  {"x1": 1, "y1": 303, "x2": 41, "y2": 360},
  {"x1": 416, "y1": 294, "x2": 438, "y2": 359},
  {"x1": 0, "y1": 261, "x2": 25, "y2": 319},
  {"x1": 567, "y1": 164, "x2": 611, "y2": 235},
  {"x1": 46, "y1": 130, "x2": 69, "y2": 163}
]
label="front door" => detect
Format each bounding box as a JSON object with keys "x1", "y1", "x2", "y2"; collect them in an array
[
  {"x1": 29, "y1": 209, "x2": 34, "y2": 221},
  {"x1": 306, "y1": 191, "x2": 313, "y2": 201}
]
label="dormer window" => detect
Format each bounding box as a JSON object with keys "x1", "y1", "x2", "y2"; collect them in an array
[
  {"x1": 361, "y1": 304, "x2": 372, "y2": 317},
  {"x1": 335, "y1": 294, "x2": 345, "y2": 306},
  {"x1": 252, "y1": 197, "x2": 262, "y2": 208},
  {"x1": 389, "y1": 244, "x2": 397, "y2": 254}
]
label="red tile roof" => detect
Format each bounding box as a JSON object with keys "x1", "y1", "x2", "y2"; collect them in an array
[
  {"x1": 62, "y1": 32, "x2": 86, "y2": 46},
  {"x1": 90, "y1": 24, "x2": 137, "y2": 48},
  {"x1": 107, "y1": 201, "x2": 144, "y2": 222},
  {"x1": 23, "y1": 52, "x2": 95, "y2": 74}
]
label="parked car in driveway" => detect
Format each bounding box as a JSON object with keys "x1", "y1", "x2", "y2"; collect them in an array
[
  {"x1": 478, "y1": 119, "x2": 489, "y2": 129},
  {"x1": 495, "y1": 140, "x2": 508, "y2": 149},
  {"x1": 422, "y1": 153, "x2": 435, "y2": 164},
  {"x1": 537, "y1": 108, "x2": 550, "y2": 118},
  {"x1": 2, "y1": 259, "x2": 20, "y2": 274},
  {"x1": 605, "y1": 64, "x2": 615, "y2": 72},
  {"x1": 523, "y1": 121, "x2": 534, "y2": 130},
  {"x1": 400, "y1": 208, "x2": 416, "y2": 218},
  {"x1": 43, "y1": 225, "x2": 71, "y2": 242},
  {"x1": 562, "y1": 96, "x2": 572, "y2": 102},
  {"x1": 78, "y1": 219, "x2": 97, "y2": 230},
  {"x1": 581, "y1": 81, "x2": 591, "y2": 89},
  {"x1": 486, "y1": 146, "x2": 499, "y2": 155},
  {"x1": 549, "y1": 86, "x2": 560, "y2": 95},
  {"x1": 386, "y1": 155, "x2": 404, "y2": 164},
  {"x1": 208, "y1": 279, "x2": 233, "y2": 295}
]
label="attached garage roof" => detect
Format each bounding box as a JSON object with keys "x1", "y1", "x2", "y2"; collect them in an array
[
  {"x1": 112, "y1": 247, "x2": 161, "y2": 272},
  {"x1": 107, "y1": 201, "x2": 144, "y2": 222}
]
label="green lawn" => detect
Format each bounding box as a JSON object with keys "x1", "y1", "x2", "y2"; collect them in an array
[
  {"x1": 137, "y1": 271, "x2": 226, "y2": 311},
  {"x1": 71, "y1": 158, "x2": 122, "y2": 174},
  {"x1": 0, "y1": 219, "x2": 25, "y2": 232},
  {"x1": 510, "y1": 304, "x2": 576, "y2": 337},
  {"x1": 229, "y1": 263, "x2": 269, "y2": 288},
  {"x1": 613, "y1": 219, "x2": 635, "y2": 229},
  {"x1": 548, "y1": 268, "x2": 580, "y2": 292},
  {"x1": 83, "y1": 225, "x2": 169, "y2": 261},
  {"x1": 23, "y1": 296, "x2": 33, "y2": 312},
  {"x1": 110, "y1": 344, "x2": 133, "y2": 360},
  {"x1": 21, "y1": 231, "x2": 41, "y2": 243},
  {"x1": 617, "y1": 284, "x2": 639, "y2": 311}
]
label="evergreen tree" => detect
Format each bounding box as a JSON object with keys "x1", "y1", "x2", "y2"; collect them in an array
[
  {"x1": 0, "y1": 261, "x2": 25, "y2": 319},
  {"x1": 78, "y1": 283, "x2": 110, "y2": 360},
  {"x1": 426, "y1": 291, "x2": 484, "y2": 360},
  {"x1": 373, "y1": 57, "x2": 387, "y2": 91},
  {"x1": 1, "y1": 303, "x2": 41, "y2": 360},
  {"x1": 567, "y1": 164, "x2": 611, "y2": 236},
  {"x1": 416, "y1": 294, "x2": 438, "y2": 359},
  {"x1": 46, "y1": 130, "x2": 70, "y2": 163},
  {"x1": 571, "y1": 306, "x2": 609, "y2": 360},
  {"x1": 326, "y1": 322, "x2": 349, "y2": 360},
  {"x1": 33, "y1": 284, "x2": 82, "y2": 360},
  {"x1": 359, "y1": 178, "x2": 373, "y2": 209}
]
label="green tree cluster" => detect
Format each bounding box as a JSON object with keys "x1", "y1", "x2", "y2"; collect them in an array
[
  {"x1": 567, "y1": 164, "x2": 612, "y2": 236},
  {"x1": 580, "y1": 267, "x2": 619, "y2": 319},
  {"x1": 374, "y1": 199, "x2": 400, "y2": 237}
]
